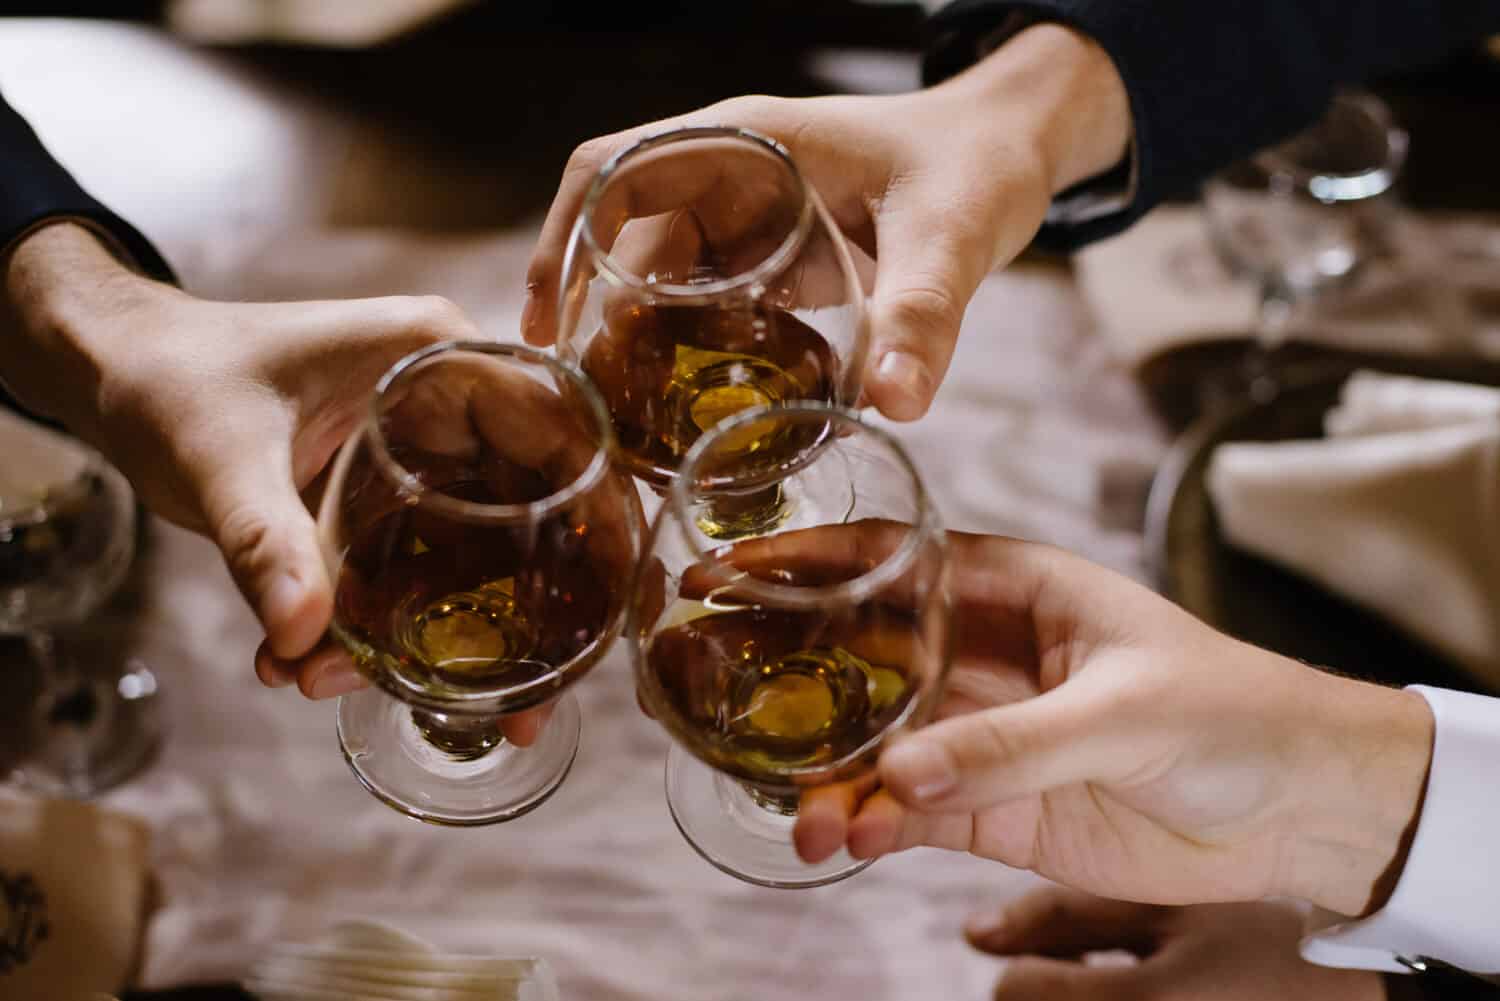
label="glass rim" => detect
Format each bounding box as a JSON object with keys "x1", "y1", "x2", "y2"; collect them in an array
[
  {"x1": 316, "y1": 340, "x2": 627, "y2": 712},
  {"x1": 1254, "y1": 91, "x2": 1408, "y2": 200},
  {"x1": 577, "y1": 126, "x2": 817, "y2": 301},
  {"x1": 361, "y1": 340, "x2": 617, "y2": 524},
  {"x1": 667, "y1": 403, "x2": 940, "y2": 609}
]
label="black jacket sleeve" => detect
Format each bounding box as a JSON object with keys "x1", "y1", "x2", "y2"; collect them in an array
[
  {"x1": 0, "y1": 89, "x2": 174, "y2": 282},
  {"x1": 924, "y1": 0, "x2": 1500, "y2": 251},
  {"x1": 1, "y1": 89, "x2": 175, "y2": 424}
]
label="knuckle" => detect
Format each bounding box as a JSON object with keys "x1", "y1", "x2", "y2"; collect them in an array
[
  {"x1": 969, "y1": 710, "x2": 1027, "y2": 769},
  {"x1": 884, "y1": 282, "x2": 962, "y2": 340},
  {"x1": 215, "y1": 505, "x2": 276, "y2": 577},
  {"x1": 409, "y1": 294, "x2": 469, "y2": 338},
  {"x1": 564, "y1": 136, "x2": 616, "y2": 183},
  {"x1": 707, "y1": 93, "x2": 782, "y2": 123}
]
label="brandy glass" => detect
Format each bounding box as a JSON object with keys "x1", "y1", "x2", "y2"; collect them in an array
[
  {"x1": 318, "y1": 342, "x2": 641, "y2": 825},
  {"x1": 555, "y1": 125, "x2": 869, "y2": 538},
  {"x1": 630, "y1": 404, "x2": 950, "y2": 887}
]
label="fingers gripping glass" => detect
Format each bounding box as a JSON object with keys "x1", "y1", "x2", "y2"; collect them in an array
[
  {"x1": 555, "y1": 126, "x2": 870, "y2": 539},
  {"x1": 629, "y1": 404, "x2": 952, "y2": 887},
  {"x1": 317, "y1": 342, "x2": 642, "y2": 825}
]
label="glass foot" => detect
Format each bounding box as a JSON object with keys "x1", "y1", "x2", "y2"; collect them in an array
[
  {"x1": 664, "y1": 742, "x2": 873, "y2": 888},
  {"x1": 337, "y1": 686, "x2": 580, "y2": 826},
  {"x1": 12, "y1": 659, "x2": 163, "y2": 798}
]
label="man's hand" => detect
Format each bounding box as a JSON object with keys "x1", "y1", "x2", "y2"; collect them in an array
[
  {"x1": 1, "y1": 222, "x2": 475, "y2": 699},
  {"x1": 524, "y1": 24, "x2": 1131, "y2": 420},
  {"x1": 734, "y1": 525, "x2": 1435, "y2": 918},
  {"x1": 968, "y1": 885, "x2": 1385, "y2": 1000}
]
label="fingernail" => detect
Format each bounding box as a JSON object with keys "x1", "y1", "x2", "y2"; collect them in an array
[
  {"x1": 261, "y1": 665, "x2": 296, "y2": 688},
  {"x1": 964, "y1": 909, "x2": 1008, "y2": 939},
  {"x1": 520, "y1": 286, "x2": 540, "y2": 335},
  {"x1": 309, "y1": 662, "x2": 364, "y2": 700},
  {"x1": 876, "y1": 351, "x2": 930, "y2": 419},
  {"x1": 886, "y1": 740, "x2": 957, "y2": 802},
  {"x1": 263, "y1": 572, "x2": 306, "y2": 629}
]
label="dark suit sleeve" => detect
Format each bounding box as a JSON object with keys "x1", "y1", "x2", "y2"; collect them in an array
[
  {"x1": 1, "y1": 89, "x2": 175, "y2": 424},
  {"x1": 924, "y1": 0, "x2": 1500, "y2": 251},
  {"x1": 0, "y1": 89, "x2": 174, "y2": 282}
]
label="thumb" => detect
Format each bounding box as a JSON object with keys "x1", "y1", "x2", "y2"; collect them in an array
[
  {"x1": 879, "y1": 679, "x2": 1132, "y2": 813},
  {"x1": 864, "y1": 179, "x2": 996, "y2": 422},
  {"x1": 200, "y1": 437, "x2": 333, "y2": 660}
]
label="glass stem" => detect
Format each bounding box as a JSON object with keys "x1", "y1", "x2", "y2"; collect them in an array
[
  {"x1": 1247, "y1": 282, "x2": 1298, "y2": 402},
  {"x1": 25, "y1": 630, "x2": 60, "y2": 684},
  {"x1": 698, "y1": 484, "x2": 788, "y2": 541},
  {"x1": 742, "y1": 782, "x2": 800, "y2": 817},
  {"x1": 24, "y1": 629, "x2": 99, "y2": 789},
  {"x1": 409, "y1": 708, "x2": 504, "y2": 761},
  {"x1": 25, "y1": 630, "x2": 90, "y2": 718}
]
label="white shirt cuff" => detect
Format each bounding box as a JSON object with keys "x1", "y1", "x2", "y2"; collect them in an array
[{"x1": 1300, "y1": 685, "x2": 1500, "y2": 975}]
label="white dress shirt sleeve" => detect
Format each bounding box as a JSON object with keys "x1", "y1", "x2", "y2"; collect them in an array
[{"x1": 1300, "y1": 685, "x2": 1500, "y2": 976}]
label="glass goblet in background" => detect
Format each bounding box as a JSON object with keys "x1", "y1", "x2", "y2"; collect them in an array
[
  {"x1": 1203, "y1": 91, "x2": 1407, "y2": 400},
  {"x1": 0, "y1": 410, "x2": 162, "y2": 796}
]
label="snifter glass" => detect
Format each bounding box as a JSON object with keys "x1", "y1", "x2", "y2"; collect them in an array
[
  {"x1": 555, "y1": 125, "x2": 869, "y2": 538},
  {"x1": 317, "y1": 341, "x2": 641, "y2": 825},
  {"x1": 629, "y1": 403, "x2": 951, "y2": 887}
]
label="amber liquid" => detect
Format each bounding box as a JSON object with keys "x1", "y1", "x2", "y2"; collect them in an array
[
  {"x1": 579, "y1": 301, "x2": 837, "y2": 487},
  {"x1": 332, "y1": 461, "x2": 612, "y2": 702},
  {"x1": 645, "y1": 604, "x2": 915, "y2": 787}
]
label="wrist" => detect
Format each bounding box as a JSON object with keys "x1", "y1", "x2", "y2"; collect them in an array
[
  {"x1": 1, "y1": 220, "x2": 158, "y2": 421},
  {"x1": 1279, "y1": 674, "x2": 1433, "y2": 917},
  {"x1": 933, "y1": 21, "x2": 1131, "y2": 198}
]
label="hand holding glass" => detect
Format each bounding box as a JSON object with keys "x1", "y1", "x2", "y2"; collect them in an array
[
  {"x1": 317, "y1": 342, "x2": 641, "y2": 825},
  {"x1": 555, "y1": 126, "x2": 870, "y2": 538},
  {"x1": 629, "y1": 404, "x2": 950, "y2": 886}
]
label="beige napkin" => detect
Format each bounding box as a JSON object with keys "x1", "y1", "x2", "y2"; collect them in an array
[
  {"x1": 1074, "y1": 206, "x2": 1500, "y2": 368},
  {"x1": 0, "y1": 792, "x2": 152, "y2": 1001},
  {"x1": 1207, "y1": 370, "x2": 1500, "y2": 687}
]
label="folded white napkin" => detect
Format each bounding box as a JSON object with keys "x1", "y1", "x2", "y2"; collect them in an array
[
  {"x1": 1207, "y1": 371, "x2": 1500, "y2": 688},
  {"x1": 244, "y1": 921, "x2": 559, "y2": 1001}
]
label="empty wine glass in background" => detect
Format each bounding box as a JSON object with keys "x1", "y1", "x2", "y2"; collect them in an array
[
  {"x1": 630, "y1": 403, "x2": 950, "y2": 887},
  {"x1": 1203, "y1": 91, "x2": 1408, "y2": 399},
  {"x1": 318, "y1": 341, "x2": 641, "y2": 825},
  {"x1": 555, "y1": 125, "x2": 869, "y2": 539},
  {"x1": 0, "y1": 410, "x2": 162, "y2": 796}
]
